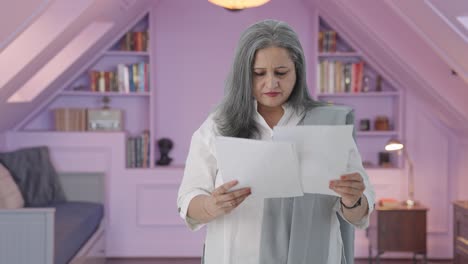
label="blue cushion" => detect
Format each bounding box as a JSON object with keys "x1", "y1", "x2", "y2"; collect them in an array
[{"x1": 51, "y1": 201, "x2": 104, "y2": 264}]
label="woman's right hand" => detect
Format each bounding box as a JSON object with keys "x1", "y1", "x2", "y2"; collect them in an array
[{"x1": 203, "y1": 180, "x2": 251, "y2": 219}]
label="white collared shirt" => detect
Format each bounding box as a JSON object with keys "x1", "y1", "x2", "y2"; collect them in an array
[{"x1": 177, "y1": 103, "x2": 374, "y2": 264}]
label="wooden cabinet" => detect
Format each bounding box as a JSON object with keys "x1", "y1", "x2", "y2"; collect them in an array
[
  {"x1": 367, "y1": 204, "x2": 428, "y2": 263},
  {"x1": 454, "y1": 201, "x2": 468, "y2": 264}
]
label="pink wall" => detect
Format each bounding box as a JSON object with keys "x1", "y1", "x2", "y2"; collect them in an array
[
  {"x1": 452, "y1": 139, "x2": 468, "y2": 201},
  {"x1": 151, "y1": 0, "x2": 316, "y2": 165},
  {"x1": 405, "y1": 93, "x2": 453, "y2": 257}
]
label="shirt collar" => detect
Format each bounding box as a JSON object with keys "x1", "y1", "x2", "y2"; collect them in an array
[{"x1": 253, "y1": 100, "x2": 304, "y2": 130}]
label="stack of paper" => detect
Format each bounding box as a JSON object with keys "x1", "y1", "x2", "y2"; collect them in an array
[{"x1": 215, "y1": 125, "x2": 354, "y2": 199}]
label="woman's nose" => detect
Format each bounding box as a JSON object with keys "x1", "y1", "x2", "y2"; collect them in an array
[{"x1": 265, "y1": 74, "x2": 278, "y2": 89}]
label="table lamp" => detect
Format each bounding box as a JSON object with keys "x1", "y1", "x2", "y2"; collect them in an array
[{"x1": 385, "y1": 139, "x2": 415, "y2": 207}]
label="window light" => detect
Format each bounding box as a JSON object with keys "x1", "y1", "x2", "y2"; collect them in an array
[
  {"x1": 0, "y1": 0, "x2": 94, "y2": 91},
  {"x1": 457, "y1": 16, "x2": 468, "y2": 31},
  {"x1": 8, "y1": 22, "x2": 114, "y2": 103}
]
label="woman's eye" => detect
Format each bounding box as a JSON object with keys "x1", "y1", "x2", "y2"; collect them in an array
[
  {"x1": 276, "y1": 71, "x2": 288, "y2": 76},
  {"x1": 254, "y1": 72, "x2": 265, "y2": 76}
]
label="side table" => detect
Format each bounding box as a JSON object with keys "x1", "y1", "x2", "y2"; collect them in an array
[{"x1": 367, "y1": 203, "x2": 428, "y2": 264}]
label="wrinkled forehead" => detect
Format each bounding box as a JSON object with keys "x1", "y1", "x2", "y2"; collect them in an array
[{"x1": 253, "y1": 46, "x2": 294, "y2": 68}]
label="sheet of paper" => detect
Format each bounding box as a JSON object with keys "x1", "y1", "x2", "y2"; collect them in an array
[
  {"x1": 273, "y1": 125, "x2": 354, "y2": 196},
  {"x1": 215, "y1": 136, "x2": 303, "y2": 199}
]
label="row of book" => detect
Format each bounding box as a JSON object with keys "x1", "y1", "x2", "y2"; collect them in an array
[
  {"x1": 317, "y1": 60, "x2": 365, "y2": 94},
  {"x1": 53, "y1": 108, "x2": 88, "y2": 131},
  {"x1": 89, "y1": 62, "x2": 150, "y2": 93},
  {"x1": 118, "y1": 31, "x2": 149, "y2": 52},
  {"x1": 318, "y1": 30, "x2": 338, "y2": 53},
  {"x1": 53, "y1": 108, "x2": 123, "y2": 132},
  {"x1": 127, "y1": 131, "x2": 150, "y2": 168}
]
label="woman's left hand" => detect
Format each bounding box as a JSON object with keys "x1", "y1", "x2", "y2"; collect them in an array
[{"x1": 329, "y1": 172, "x2": 365, "y2": 207}]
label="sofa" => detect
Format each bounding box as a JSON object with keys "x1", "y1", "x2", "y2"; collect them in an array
[{"x1": 0, "y1": 146, "x2": 105, "y2": 264}]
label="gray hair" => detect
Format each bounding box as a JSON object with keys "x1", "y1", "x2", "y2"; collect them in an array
[{"x1": 214, "y1": 19, "x2": 325, "y2": 138}]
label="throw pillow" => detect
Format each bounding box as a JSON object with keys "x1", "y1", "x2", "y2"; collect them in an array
[{"x1": 0, "y1": 146, "x2": 67, "y2": 206}]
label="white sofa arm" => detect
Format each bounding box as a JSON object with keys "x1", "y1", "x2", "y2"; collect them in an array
[{"x1": 0, "y1": 208, "x2": 55, "y2": 264}]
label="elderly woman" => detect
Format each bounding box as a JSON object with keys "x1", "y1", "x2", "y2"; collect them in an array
[{"x1": 177, "y1": 19, "x2": 375, "y2": 264}]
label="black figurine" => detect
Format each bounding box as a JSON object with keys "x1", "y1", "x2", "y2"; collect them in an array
[{"x1": 156, "y1": 138, "x2": 173, "y2": 166}]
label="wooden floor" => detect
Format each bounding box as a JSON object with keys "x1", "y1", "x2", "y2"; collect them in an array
[{"x1": 106, "y1": 258, "x2": 453, "y2": 264}]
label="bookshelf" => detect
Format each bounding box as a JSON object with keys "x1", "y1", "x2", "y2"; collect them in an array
[
  {"x1": 316, "y1": 17, "x2": 403, "y2": 168},
  {"x1": 20, "y1": 13, "x2": 153, "y2": 169}
]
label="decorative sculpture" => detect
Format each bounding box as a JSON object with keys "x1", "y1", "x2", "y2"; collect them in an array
[{"x1": 156, "y1": 138, "x2": 173, "y2": 166}]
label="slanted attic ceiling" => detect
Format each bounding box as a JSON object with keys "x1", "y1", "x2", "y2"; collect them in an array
[
  {"x1": 307, "y1": 0, "x2": 468, "y2": 135},
  {"x1": 0, "y1": 0, "x2": 467, "y2": 136},
  {"x1": 0, "y1": 0, "x2": 52, "y2": 51},
  {"x1": 0, "y1": 0, "x2": 154, "y2": 132}
]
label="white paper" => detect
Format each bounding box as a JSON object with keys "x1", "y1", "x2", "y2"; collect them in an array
[
  {"x1": 273, "y1": 125, "x2": 354, "y2": 196},
  {"x1": 215, "y1": 136, "x2": 303, "y2": 199}
]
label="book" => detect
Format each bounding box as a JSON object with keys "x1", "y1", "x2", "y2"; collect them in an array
[{"x1": 378, "y1": 198, "x2": 400, "y2": 208}]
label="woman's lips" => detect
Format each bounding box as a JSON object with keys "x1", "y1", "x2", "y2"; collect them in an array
[{"x1": 264, "y1": 92, "x2": 280, "y2": 97}]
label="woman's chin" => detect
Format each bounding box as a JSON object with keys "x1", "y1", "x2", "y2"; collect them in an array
[{"x1": 257, "y1": 99, "x2": 285, "y2": 109}]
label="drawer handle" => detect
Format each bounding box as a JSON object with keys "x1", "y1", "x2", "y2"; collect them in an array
[{"x1": 457, "y1": 236, "x2": 468, "y2": 246}]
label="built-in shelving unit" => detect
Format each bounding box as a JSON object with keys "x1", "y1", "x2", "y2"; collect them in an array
[
  {"x1": 316, "y1": 16, "x2": 403, "y2": 168},
  {"x1": 19, "y1": 13, "x2": 153, "y2": 169}
]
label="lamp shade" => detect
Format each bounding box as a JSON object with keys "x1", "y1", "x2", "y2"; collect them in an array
[
  {"x1": 208, "y1": 0, "x2": 270, "y2": 10},
  {"x1": 385, "y1": 138, "x2": 404, "y2": 152}
]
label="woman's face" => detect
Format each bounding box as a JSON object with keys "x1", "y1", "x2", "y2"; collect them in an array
[{"x1": 252, "y1": 46, "x2": 296, "y2": 110}]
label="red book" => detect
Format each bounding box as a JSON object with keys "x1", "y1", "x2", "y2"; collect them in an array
[
  {"x1": 357, "y1": 61, "x2": 364, "y2": 92},
  {"x1": 133, "y1": 32, "x2": 142, "y2": 52}
]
